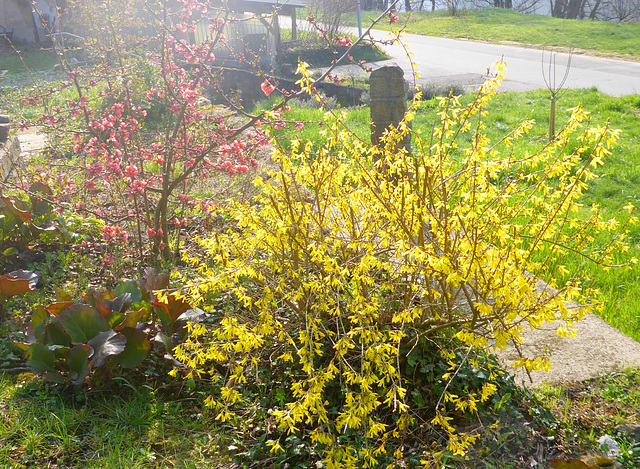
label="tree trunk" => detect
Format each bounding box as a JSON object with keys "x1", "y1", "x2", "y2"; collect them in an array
[{"x1": 405, "y1": 0, "x2": 412, "y2": 10}]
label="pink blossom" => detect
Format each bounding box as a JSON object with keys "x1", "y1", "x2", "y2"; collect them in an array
[{"x1": 261, "y1": 80, "x2": 275, "y2": 96}]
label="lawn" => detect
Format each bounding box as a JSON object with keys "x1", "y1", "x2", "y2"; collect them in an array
[
  {"x1": 346, "y1": 8, "x2": 640, "y2": 58},
  {"x1": 0, "y1": 47, "x2": 60, "y2": 74}
]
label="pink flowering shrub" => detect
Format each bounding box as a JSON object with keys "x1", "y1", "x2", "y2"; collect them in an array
[
  {"x1": 16, "y1": 0, "x2": 278, "y2": 260},
  {"x1": 12, "y1": 0, "x2": 401, "y2": 262}
]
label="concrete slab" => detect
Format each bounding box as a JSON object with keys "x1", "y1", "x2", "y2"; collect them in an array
[
  {"x1": 495, "y1": 312, "x2": 640, "y2": 388},
  {"x1": 17, "y1": 128, "x2": 47, "y2": 156}
]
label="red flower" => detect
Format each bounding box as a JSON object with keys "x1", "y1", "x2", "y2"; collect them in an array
[{"x1": 261, "y1": 80, "x2": 275, "y2": 97}]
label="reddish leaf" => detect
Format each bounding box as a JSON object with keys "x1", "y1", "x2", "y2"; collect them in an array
[
  {"x1": 0, "y1": 196, "x2": 32, "y2": 223},
  {"x1": 9, "y1": 270, "x2": 39, "y2": 289},
  {"x1": 138, "y1": 268, "x2": 170, "y2": 300},
  {"x1": 154, "y1": 294, "x2": 190, "y2": 325},
  {"x1": 114, "y1": 308, "x2": 148, "y2": 331},
  {"x1": 46, "y1": 301, "x2": 75, "y2": 318},
  {"x1": 82, "y1": 289, "x2": 116, "y2": 316},
  {"x1": 0, "y1": 270, "x2": 37, "y2": 299}
]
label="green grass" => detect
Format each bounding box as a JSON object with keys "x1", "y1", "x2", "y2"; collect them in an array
[
  {"x1": 0, "y1": 47, "x2": 60, "y2": 74},
  {"x1": 347, "y1": 8, "x2": 640, "y2": 58},
  {"x1": 2, "y1": 362, "x2": 640, "y2": 467},
  {"x1": 265, "y1": 87, "x2": 640, "y2": 341},
  {"x1": 0, "y1": 374, "x2": 225, "y2": 468},
  {"x1": 532, "y1": 369, "x2": 640, "y2": 468}
]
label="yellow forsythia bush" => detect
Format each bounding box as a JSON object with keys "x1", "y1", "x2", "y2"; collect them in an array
[{"x1": 174, "y1": 61, "x2": 634, "y2": 467}]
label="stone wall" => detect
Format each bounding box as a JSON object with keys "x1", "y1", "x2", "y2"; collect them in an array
[
  {"x1": 0, "y1": 0, "x2": 59, "y2": 44},
  {"x1": 0, "y1": 137, "x2": 20, "y2": 182},
  {"x1": 1, "y1": 0, "x2": 35, "y2": 43}
]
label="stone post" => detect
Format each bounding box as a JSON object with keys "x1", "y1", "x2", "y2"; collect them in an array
[
  {"x1": 0, "y1": 115, "x2": 9, "y2": 142},
  {"x1": 369, "y1": 65, "x2": 410, "y2": 153}
]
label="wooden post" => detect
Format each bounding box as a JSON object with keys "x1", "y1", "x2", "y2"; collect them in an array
[{"x1": 549, "y1": 94, "x2": 556, "y2": 141}]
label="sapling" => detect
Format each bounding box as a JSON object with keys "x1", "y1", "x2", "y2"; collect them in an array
[{"x1": 542, "y1": 47, "x2": 572, "y2": 141}]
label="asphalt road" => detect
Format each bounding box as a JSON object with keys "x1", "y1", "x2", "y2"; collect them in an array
[{"x1": 326, "y1": 26, "x2": 640, "y2": 96}]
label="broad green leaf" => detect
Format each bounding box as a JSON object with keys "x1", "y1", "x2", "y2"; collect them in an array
[
  {"x1": 50, "y1": 345, "x2": 71, "y2": 359},
  {"x1": 112, "y1": 327, "x2": 150, "y2": 368},
  {"x1": 2, "y1": 247, "x2": 18, "y2": 256},
  {"x1": 43, "y1": 371, "x2": 65, "y2": 383},
  {"x1": 59, "y1": 305, "x2": 109, "y2": 344},
  {"x1": 54, "y1": 287, "x2": 73, "y2": 302},
  {"x1": 42, "y1": 322, "x2": 71, "y2": 346},
  {"x1": 114, "y1": 308, "x2": 148, "y2": 331},
  {"x1": 26, "y1": 343, "x2": 55, "y2": 373},
  {"x1": 0, "y1": 212, "x2": 16, "y2": 233},
  {"x1": 87, "y1": 330, "x2": 126, "y2": 367},
  {"x1": 115, "y1": 280, "x2": 143, "y2": 305},
  {"x1": 29, "y1": 304, "x2": 50, "y2": 339},
  {"x1": 67, "y1": 344, "x2": 93, "y2": 385},
  {"x1": 104, "y1": 311, "x2": 125, "y2": 329}
]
